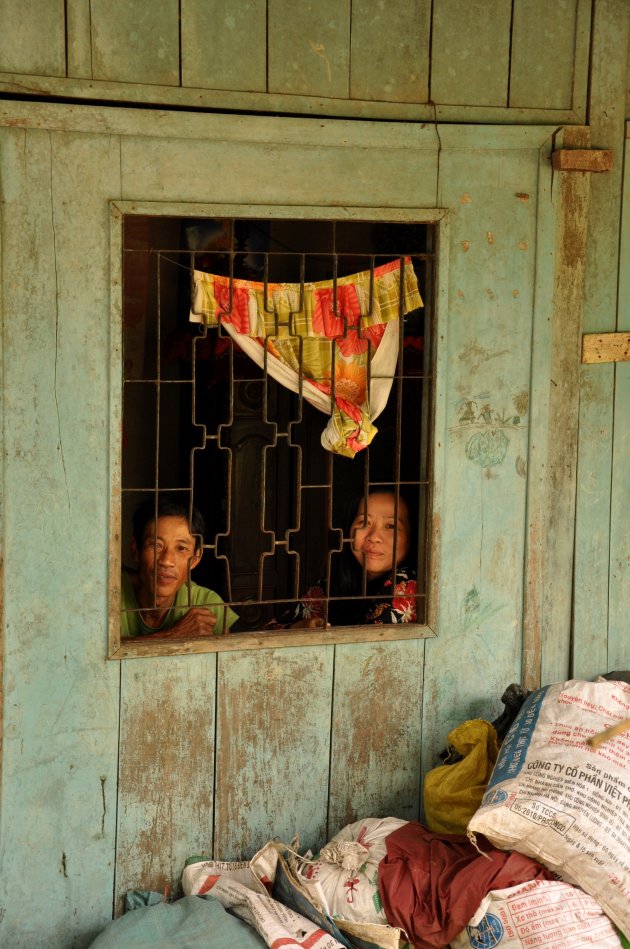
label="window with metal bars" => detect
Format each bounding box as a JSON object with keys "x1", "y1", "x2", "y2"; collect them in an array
[{"x1": 114, "y1": 214, "x2": 436, "y2": 652}]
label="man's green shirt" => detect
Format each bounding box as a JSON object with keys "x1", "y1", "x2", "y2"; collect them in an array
[{"x1": 120, "y1": 570, "x2": 238, "y2": 638}]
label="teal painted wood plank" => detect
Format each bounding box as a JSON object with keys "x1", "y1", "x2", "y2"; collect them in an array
[
  {"x1": 0, "y1": 0, "x2": 66, "y2": 77},
  {"x1": 607, "y1": 128, "x2": 630, "y2": 673},
  {"x1": 510, "y1": 0, "x2": 579, "y2": 110},
  {"x1": 573, "y1": 3, "x2": 630, "y2": 681},
  {"x1": 572, "y1": 361, "x2": 615, "y2": 678},
  {"x1": 2, "y1": 99, "x2": 439, "y2": 147},
  {"x1": 0, "y1": 72, "x2": 583, "y2": 124},
  {"x1": 66, "y1": 0, "x2": 93, "y2": 79},
  {"x1": 422, "y1": 138, "x2": 544, "y2": 762},
  {"x1": 0, "y1": 127, "x2": 121, "y2": 945},
  {"x1": 608, "y1": 365, "x2": 630, "y2": 672},
  {"x1": 430, "y1": 0, "x2": 512, "y2": 107},
  {"x1": 181, "y1": 0, "x2": 266, "y2": 92},
  {"x1": 620, "y1": 127, "x2": 630, "y2": 331},
  {"x1": 120, "y1": 134, "x2": 438, "y2": 208},
  {"x1": 349, "y1": 0, "x2": 430, "y2": 103},
  {"x1": 571, "y1": 0, "x2": 593, "y2": 123},
  {"x1": 0, "y1": 136, "x2": 4, "y2": 904},
  {"x1": 90, "y1": 0, "x2": 180, "y2": 85},
  {"x1": 6, "y1": 99, "x2": 443, "y2": 147},
  {"x1": 116, "y1": 656, "x2": 218, "y2": 907},
  {"x1": 328, "y1": 641, "x2": 424, "y2": 832},
  {"x1": 268, "y1": 0, "x2": 351, "y2": 98},
  {"x1": 215, "y1": 647, "x2": 334, "y2": 859}
]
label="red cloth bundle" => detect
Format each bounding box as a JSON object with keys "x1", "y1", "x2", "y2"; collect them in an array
[{"x1": 378, "y1": 821, "x2": 553, "y2": 948}]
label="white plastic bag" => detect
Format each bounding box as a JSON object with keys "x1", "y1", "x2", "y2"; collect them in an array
[{"x1": 298, "y1": 817, "x2": 408, "y2": 925}]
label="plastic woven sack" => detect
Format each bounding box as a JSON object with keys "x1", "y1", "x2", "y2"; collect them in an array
[
  {"x1": 299, "y1": 817, "x2": 408, "y2": 925},
  {"x1": 450, "y1": 879, "x2": 622, "y2": 948},
  {"x1": 468, "y1": 679, "x2": 630, "y2": 940},
  {"x1": 183, "y1": 855, "x2": 345, "y2": 949},
  {"x1": 88, "y1": 894, "x2": 267, "y2": 948}
]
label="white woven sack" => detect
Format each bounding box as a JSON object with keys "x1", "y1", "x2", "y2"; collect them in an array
[
  {"x1": 183, "y1": 859, "x2": 265, "y2": 896},
  {"x1": 450, "y1": 879, "x2": 621, "y2": 948},
  {"x1": 298, "y1": 816, "x2": 408, "y2": 925},
  {"x1": 468, "y1": 679, "x2": 630, "y2": 940}
]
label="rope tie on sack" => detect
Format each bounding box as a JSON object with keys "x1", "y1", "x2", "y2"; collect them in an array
[{"x1": 319, "y1": 840, "x2": 370, "y2": 871}]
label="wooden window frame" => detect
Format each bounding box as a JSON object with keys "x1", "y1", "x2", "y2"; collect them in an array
[{"x1": 108, "y1": 201, "x2": 448, "y2": 659}]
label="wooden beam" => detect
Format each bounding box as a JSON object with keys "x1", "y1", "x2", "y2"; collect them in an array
[
  {"x1": 552, "y1": 148, "x2": 613, "y2": 172},
  {"x1": 582, "y1": 332, "x2": 630, "y2": 363},
  {"x1": 523, "y1": 125, "x2": 591, "y2": 690}
]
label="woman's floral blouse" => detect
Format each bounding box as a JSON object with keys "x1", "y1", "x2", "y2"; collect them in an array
[{"x1": 280, "y1": 566, "x2": 418, "y2": 626}]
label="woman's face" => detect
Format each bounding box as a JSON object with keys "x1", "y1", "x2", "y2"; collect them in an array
[{"x1": 350, "y1": 493, "x2": 411, "y2": 580}]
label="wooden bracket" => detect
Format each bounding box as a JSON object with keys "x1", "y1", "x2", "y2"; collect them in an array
[
  {"x1": 552, "y1": 149, "x2": 613, "y2": 172},
  {"x1": 582, "y1": 332, "x2": 630, "y2": 364}
]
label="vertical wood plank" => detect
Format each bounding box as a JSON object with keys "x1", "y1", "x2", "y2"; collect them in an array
[
  {"x1": 116, "y1": 656, "x2": 218, "y2": 908},
  {"x1": 215, "y1": 646, "x2": 334, "y2": 859},
  {"x1": 181, "y1": 0, "x2": 267, "y2": 92},
  {"x1": 0, "y1": 130, "x2": 4, "y2": 849},
  {"x1": 521, "y1": 143, "x2": 557, "y2": 690},
  {"x1": 571, "y1": 0, "x2": 594, "y2": 122},
  {"x1": 510, "y1": 0, "x2": 579, "y2": 110},
  {"x1": 540, "y1": 126, "x2": 590, "y2": 685},
  {"x1": 421, "y1": 131, "x2": 544, "y2": 772},
  {"x1": 609, "y1": 361, "x2": 630, "y2": 673},
  {"x1": 90, "y1": 0, "x2": 180, "y2": 85},
  {"x1": 607, "y1": 126, "x2": 630, "y2": 673},
  {"x1": 573, "y1": 0, "x2": 630, "y2": 680},
  {"x1": 430, "y1": 0, "x2": 512, "y2": 107},
  {"x1": 0, "y1": 0, "x2": 66, "y2": 76},
  {"x1": 349, "y1": 0, "x2": 430, "y2": 103},
  {"x1": 66, "y1": 0, "x2": 93, "y2": 79},
  {"x1": 268, "y1": 0, "x2": 351, "y2": 98},
  {"x1": 0, "y1": 127, "x2": 122, "y2": 945},
  {"x1": 328, "y1": 641, "x2": 424, "y2": 833}
]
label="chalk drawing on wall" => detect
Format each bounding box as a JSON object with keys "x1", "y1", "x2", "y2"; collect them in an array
[
  {"x1": 452, "y1": 389, "x2": 528, "y2": 477},
  {"x1": 460, "y1": 586, "x2": 504, "y2": 632},
  {"x1": 465, "y1": 428, "x2": 509, "y2": 468},
  {"x1": 456, "y1": 339, "x2": 510, "y2": 375}
]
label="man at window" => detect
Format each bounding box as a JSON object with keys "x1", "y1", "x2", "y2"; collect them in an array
[{"x1": 120, "y1": 495, "x2": 238, "y2": 639}]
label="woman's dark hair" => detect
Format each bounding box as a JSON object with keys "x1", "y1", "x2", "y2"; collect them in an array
[
  {"x1": 132, "y1": 494, "x2": 206, "y2": 553},
  {"x1": 327, "y1": 485, "x2": 417, "y2": 625}
]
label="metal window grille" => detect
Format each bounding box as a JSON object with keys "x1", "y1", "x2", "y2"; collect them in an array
[{"x1": 121, "y1": 216, "x2": 435, "y2": 633}]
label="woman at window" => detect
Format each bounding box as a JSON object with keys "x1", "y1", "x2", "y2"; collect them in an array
[{"x1": 275, "y1": 486, "x2": 418, "y2": 629}]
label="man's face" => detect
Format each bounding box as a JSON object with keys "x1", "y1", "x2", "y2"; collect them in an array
[{"x1": 133, "y1": 515, "x2": 201, "y2": 606}]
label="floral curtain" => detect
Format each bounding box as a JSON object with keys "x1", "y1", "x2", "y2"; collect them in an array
[{"x1": 190, "y1": 257, "x2": 422, "y2": 457}]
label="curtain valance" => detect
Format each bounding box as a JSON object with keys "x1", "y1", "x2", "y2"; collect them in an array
[{"x1": 190, "y1": 257, "x2": 422, "y2": 457}]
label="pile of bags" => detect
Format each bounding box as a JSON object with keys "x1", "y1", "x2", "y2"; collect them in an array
[
  {"x1": 91, "y1": 677, "x2": 630, "y2": 948},
  {"x1": 293, "y1": 677, "x2": 630, "y2": 947}
]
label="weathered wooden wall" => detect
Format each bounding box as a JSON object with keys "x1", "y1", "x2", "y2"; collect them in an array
[
  {"x1": 0, "y1": 0, "x2": 590, "y2": 122},
  {"x1": 573, "y1": 2, "x2": 630, "y2": 679},
  {"x1": 0, "y1": 1, "x2": 629, "y2": 946}
]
